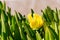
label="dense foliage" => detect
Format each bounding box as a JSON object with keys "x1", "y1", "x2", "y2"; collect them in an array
[{"x1": 0, "y1": 1, "x2": 60, "y2": 40}]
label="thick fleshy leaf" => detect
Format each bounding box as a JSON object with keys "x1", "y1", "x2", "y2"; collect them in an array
[
  {"x1": 36, "y1": 31, "x2": 42, "y2": 40},
  {"x1": 45, "y1": 27, "x2": 50, "y2": 40},
  {"x1": 1, "y1": 10, "x2": 7, "y2": 40},
  {"x1": 15, "y1": 12, "x2": 27, "y2": 40},
  {"x1": 48, "y1": 26, "x2": 58, "y2": 40},
  {"x1": 24, "y1": 22, "x2": 36, "y2": 40}
]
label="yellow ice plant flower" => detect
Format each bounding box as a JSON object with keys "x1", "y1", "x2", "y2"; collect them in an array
[{"x1": 27, "y1": 13, "x2": 43, "y2": 30}]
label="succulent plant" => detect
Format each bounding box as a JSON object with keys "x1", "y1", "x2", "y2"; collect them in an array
[{"x1": 0, "y1": 1, "x2": 60, "y2": 40}]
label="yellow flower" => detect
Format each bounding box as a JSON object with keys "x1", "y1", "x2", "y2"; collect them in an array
[{"x1": 27, "y1": 13, "x2": 43, "y2": 30}]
